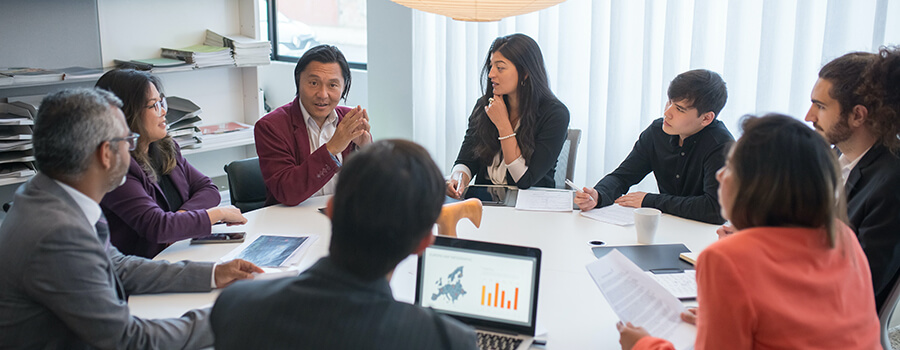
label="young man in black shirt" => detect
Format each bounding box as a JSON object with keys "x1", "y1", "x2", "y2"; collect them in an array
[{"x1": 575, "y1": 69, "x2": 734, "y2": 224}]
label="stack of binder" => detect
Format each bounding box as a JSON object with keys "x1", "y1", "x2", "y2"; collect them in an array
[
  {"x1": 165, "y1": 96, "x2": 203, "y2": 149},
  {"x1": 161, "y1": 45, "x2": 234, "y2": 69},
  {"x1": 204, "y1": 30, "x2": 271, "y2": 67},
  {"x1": 0, "y1": 68, "x2": 64, "y2": 85},
  {"x1": 0, "y1": 102, "x2": 38, "y2": 180}
]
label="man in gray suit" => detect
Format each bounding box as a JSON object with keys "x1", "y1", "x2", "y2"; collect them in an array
[
  {"x1": 0, "y1": 88, "x2": 262, "y2": 349},
  {"x1": 211, "y1": 139, "x2": 477, "y2": 349}
]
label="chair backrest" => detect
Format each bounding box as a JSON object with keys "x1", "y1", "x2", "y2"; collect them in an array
[
  {"x1": 223, "y1": 157, "x2": 268, "y2": 213},
  {"x1": 880, "y1": 273, "x2": 900, "y2": 350},
  {"x1": 554, "y1": 129, "x2": 582, "y2": 189}
]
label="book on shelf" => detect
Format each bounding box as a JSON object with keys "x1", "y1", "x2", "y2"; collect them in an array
[
  {"x1": 161, "y1": 45, "x2": 234, "y2": 68},
  {"x1": 168, "y1": 126, "x2": 200, "y2": 138},
  {"x1": 173, "y1": 135, "x2": 202, "y2": 149},
  {"x1": 0, "y1": 67, "x2": 64, "y2": 84},
  {"x1": 0, "y1": 140, "x2": 32, "y2": 152},
  {"x1": 60, "y1": 66, "x2": 106, "y2": 80},
  {"x1": 204, "y1": 29, "x2": 271, "y2": 67},
  {"x1": 0, "y1": 162, "x2": 35, "y2": 179},
  {"x1": 0, "y1": 102, "x2": 35, "y2": 126},
  {"x1": 199, "y1": 122, "x2": 251, "y2": 135},
  {"x1": 0, "y1": 125, "x2": 33, "y2": 141},
  {"x1": 114, "y1": 59, "x2": 194, "y2": 73},
  {"x1": 0, "y1": 74, "x2": 12, "y2": 86},
  {"x1": 0, "y1": 150, "x2": 35, "y2": 165}
]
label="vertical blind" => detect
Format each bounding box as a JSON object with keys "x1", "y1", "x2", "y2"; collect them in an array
[{"x1": 411, "y1": 0, "x2": 900, "y2": 188}]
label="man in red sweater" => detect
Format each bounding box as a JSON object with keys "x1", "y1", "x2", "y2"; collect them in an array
[{"x1": 255, "y1": 45, "x2": 372, "y2": 206}]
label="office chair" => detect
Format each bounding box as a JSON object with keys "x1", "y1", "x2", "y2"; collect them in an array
[
  {"x1": 880, "y1": 273, "x2": 900, "y2": 349},
  {"x1": 436, "y1": 198, "x2": 482, "y2": 237},
  {"x1": 554, "y1": 129, "x2": 582, "y2": 189},
  {"x1": 223, "y1": 157, "x2": 268, "y2": 213}
]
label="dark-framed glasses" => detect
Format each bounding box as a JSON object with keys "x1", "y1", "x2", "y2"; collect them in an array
[
  {"x1": 147, "y1": 97, "x2": 168, "y2": 116},
  {"x1": 110, "y1": 132, "x2": 140, "y2": 151}
]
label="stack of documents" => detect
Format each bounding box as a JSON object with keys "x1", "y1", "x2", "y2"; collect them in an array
[
  {"x1": 0, "y1": 102, "x2": 37, "y2": 180},
  {"x1": 115, "y1": 58, "x2": 194, "y2": 74},
  {"x1": 165, "y1": 96, "x2": 203, "y2": 149},
  {"x1": 204, "y1": 30, "x2": 271, "y2": 66},
  {"x1": 161, "y1": 45, "x2": 235, "y2": 68}
]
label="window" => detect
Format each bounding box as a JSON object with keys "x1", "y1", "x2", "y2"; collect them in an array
[{"x1": 261, "y1": 0, "x2": 367, "y2": 67}]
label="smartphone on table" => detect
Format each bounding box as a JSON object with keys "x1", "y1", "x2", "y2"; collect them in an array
[{"x1": 190, "y1": 232, "x2": 246, "y2": 244}]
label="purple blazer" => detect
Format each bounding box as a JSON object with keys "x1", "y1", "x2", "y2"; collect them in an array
[
  {"x1": 255, "y1": 97, "x2": 358, "y2": 206},
  {"x1": 101, "y1": 144, "x2": 220, "y2": 258}
]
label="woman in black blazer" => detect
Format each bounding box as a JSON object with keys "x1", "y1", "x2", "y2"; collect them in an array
[{"x1": 447, "y1": 33, "x2": 570, "y2": 198}]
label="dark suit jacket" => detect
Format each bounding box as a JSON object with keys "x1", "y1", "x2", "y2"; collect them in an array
[
  {"x1": 212, "y1": 257, "x2": 477, "y2": 350},
  {"x1": 255, "y1": 97, "x2": 357, "y2": 206},
  {"x1": 845, "y1": 144, "x2": 900, "y2": 311},
  {"x1": 101, "y1": 143, "x2": 221, "y2": 258},
  {"x1": 454, "y1": 98, "x2": 570, "y2": 189},
  {"x1": 0, "y1": 173, "x2": 215, "y2": 349}
]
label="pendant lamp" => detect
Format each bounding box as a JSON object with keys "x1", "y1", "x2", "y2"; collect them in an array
[{"x1": 391, "y1": 0, "x2": 566, "y2": 22}]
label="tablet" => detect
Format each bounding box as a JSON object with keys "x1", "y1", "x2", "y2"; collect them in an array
[{"x1": 464, "y1": 185, "x2": 516, "y2": 206}]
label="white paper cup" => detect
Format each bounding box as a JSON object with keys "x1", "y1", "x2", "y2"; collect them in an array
[{"x1": 634, "y1": 208, "x2": 662, "y2": 244}]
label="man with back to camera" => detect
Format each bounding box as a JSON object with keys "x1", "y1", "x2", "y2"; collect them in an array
[
  {"x1": 802, "y1": 49, "x2": 900, "y2": 311},
  {"x1": 0, "y1": 88, "x2": 262, "y2": 349},
  {"x1": 574, "y1": 69, "x2": 734, "y2": 224},
  {"x1": 211, "y1": 139, "x2": 477, "y2": 349},
  {"x1": 255, "y1": 44, "x2": 372, "y2": 207}
]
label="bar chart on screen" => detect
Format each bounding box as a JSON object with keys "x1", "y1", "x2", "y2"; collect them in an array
[{"x1": 482, "y1": 283, "x2": 519, "y2": 310}]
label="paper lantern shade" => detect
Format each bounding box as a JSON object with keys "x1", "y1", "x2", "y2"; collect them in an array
[{"x1": 392, "y1": 0, "x2": 567, "y2": 22}]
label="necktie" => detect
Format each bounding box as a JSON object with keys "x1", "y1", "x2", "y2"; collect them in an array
[{"x1": 96, "y1": 215, "x2": 127, "y2": 301}]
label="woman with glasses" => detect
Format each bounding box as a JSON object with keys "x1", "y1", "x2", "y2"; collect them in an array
[
  {"x1": 95, "y1": 69, "x2": 246, "y2": 258},
  {"x1": 616, "y1": 114, "x2": 880, "y2": 350}
]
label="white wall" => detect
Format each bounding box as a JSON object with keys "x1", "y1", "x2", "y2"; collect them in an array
[{"x1": 366, "y1": 0, "x2": 413, "y2": 140}]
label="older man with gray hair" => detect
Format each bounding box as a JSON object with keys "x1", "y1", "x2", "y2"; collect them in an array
[{"x1": 0, "y1": 88, "x2": 261, "y2": 349}]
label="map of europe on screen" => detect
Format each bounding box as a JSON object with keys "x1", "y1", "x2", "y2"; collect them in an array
[{"x1": 432, "y1": 266, "x2": 467, "y2": 302}]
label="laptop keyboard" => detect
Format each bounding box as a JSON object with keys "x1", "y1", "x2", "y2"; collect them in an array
[{"x1": 476, "y1": 331, "x2": 523, "y2": 350}]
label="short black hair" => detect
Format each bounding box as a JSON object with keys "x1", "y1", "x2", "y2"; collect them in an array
[
  {"x1": 293, "y1": 44, "x2": 351, "y2": 100},
  {"x1": 329, "y1": 140, "x2": 445, "y2": 281},
  {"x1": 667, "y1": 69, "x2": 728, "y2": 118}
]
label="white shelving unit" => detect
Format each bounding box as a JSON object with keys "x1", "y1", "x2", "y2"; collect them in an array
[{"x1": 0, "y1": 0, "x2": 267, "y2": 212}]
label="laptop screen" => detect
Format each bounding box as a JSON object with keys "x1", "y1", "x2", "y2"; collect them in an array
[{"x1": 415, "y1": 236, "x2": 541, "y2": 334}]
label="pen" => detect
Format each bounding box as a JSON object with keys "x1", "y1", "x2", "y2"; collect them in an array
[
  {"x1": 453, "y1": 172, "x2": 463, "y2": 194},
  {"x1": 565, "y1": 179, "x2": 580, "y2": 192}
]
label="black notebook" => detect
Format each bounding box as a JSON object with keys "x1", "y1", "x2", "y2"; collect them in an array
[{"x1": 592, "y1": 243, "x2": 693, "y2": 272}]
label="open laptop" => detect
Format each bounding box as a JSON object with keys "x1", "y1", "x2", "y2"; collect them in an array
[{"x1": 416, "y1": 236, "x2": 541, "y2": 350}]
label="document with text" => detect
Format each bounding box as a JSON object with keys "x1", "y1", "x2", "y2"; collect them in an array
[
  {"x1": 514, "y1": 188, "x2": 574, "y2": 212},
  {"x1": 586, "y1": 250, "x2": 696, "y2": 349},
  {"x1": 580, "y1": 204, "x2": 635, "y2": 226}
]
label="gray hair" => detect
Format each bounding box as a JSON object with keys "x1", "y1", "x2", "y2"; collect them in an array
[{"x1": 34, "y1": 88, "x2": 124, "y2": 182}]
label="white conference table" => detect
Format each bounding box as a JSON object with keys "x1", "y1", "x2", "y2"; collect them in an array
[{"x1": 129, "y1": 195, "x2": 719, "y2": 349}]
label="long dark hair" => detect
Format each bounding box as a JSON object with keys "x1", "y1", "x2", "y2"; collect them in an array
[
  {"x1": 728, "y1": 114, "x2": 846, "y2": 247},
  {"x1": 96, "y1": 69, "x2": 177, "y2": 182},
  {"x1": 470, "y1": 34, "x2": 558, "y2": 164}
]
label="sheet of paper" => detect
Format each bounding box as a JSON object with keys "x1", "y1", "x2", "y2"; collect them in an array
[
  {"x1": 645, "y1": 270, "x2": 697, "y2": 300},
  {"x1": 514, "y1": 188, "x2": 573, "y2": 212},
  {"x1": 580, "y1": 204, "x2": 635, "y2": 226},
  {"x1": 586, "y1": 250, "x2": 696, "y2": 350}
]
